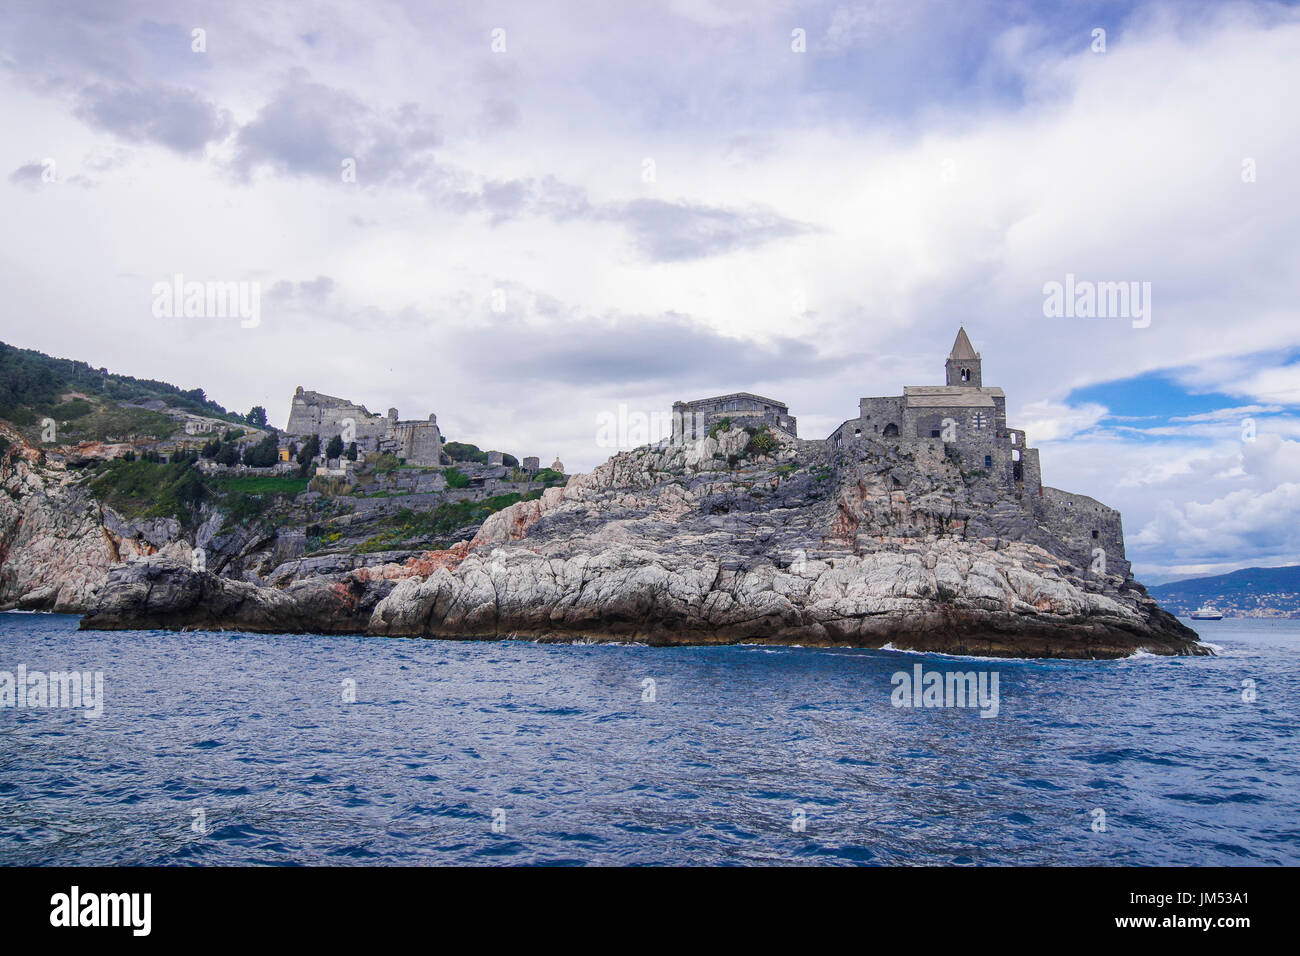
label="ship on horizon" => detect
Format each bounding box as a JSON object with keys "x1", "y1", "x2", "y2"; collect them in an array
[{"x1": 1190, "y1": 605, "x2": 1225, "y2": 620}]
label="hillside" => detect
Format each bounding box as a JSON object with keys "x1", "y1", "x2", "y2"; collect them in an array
[
  {"x1": 0, "y1": 339, "x2": 251, "y2": 444},
  {"x1": 1147, "y1": 565, "x2": 1300, "y2": 618},
  {"x1": 0, "y1": 342, "x2": 566, "y2": 614}
]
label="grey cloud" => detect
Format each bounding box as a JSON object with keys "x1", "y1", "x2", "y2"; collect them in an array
[
  {"x1": 438, "y1": 176, "x2": 808, "y2": 261},
  {"x1": 74, "y1": 83, "x2": 231, "y2": 154},
  {"x1": 268, "y1": 276, "x2": 336, "y2": 304},
  {"x1": 231, "y1": 73, "x2": 441, "y2": 183},
  {"x1": 605, "y1": 198, "x2": 812, "y2": 262},
  {"x1": 8, "y1": 161, "x2": 45, "y2": 185},
  {"x1": 450, "y1": 311, "x2": 852, "y2": 389},
  {"x1": 444, "y1": 174, "x2": 592, "y2": 224},
  {"x1": 227, "y1": 75, "x2": 805, "y2": 261},
  {"x1": 8, "y1": 159, "x2": 97, "y2": 189}
]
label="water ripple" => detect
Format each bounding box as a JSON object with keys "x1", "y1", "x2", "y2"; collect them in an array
[{"x1": 0, "y1": 613, "x2": 1296, "y2": 865}]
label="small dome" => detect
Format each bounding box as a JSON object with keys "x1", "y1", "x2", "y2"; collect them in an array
[{"x1": 551, "y1": 458, "x2": 564, "y2": 472}]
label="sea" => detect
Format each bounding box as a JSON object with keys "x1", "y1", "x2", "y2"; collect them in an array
[{"x1": 0, "y1": 612, "x2": 1295, "y2": 866}]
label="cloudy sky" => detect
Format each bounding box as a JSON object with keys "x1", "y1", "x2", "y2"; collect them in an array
[{"x1": 2, "y1": 0, "x2": 1298, "y2": 582}]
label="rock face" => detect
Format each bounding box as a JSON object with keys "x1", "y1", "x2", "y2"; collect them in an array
[
  {"x1": 0, "y1": 434, "x2": 190, "y2": 611},
  {"x1": 84, "y1": 559, "x2": 392, "y2": 634},
  {"x1": 79, "y1": 427, "x2": 1206, "y2": 659}
]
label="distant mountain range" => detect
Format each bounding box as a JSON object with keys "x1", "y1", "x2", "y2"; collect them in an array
[{"x1": 1148, "y1": 565, "x2": 1300, "y2": 618}]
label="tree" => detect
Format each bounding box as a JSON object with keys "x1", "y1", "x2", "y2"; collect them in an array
[
  {"x1": 345, "y1": 441, "x2": 358, "y2": 461},
  {"x1": 326, "y1": 434, "x2": 344, "y2": 460},
  {"x1": 296, "y1": 435, "x2": 321, "y2": 476},
  {"x1": 246, "y1": 405, "x2": 268, "y2": 428},
  {"x1": 242, "y1": 434, "x2": 279, "y2": 467}
]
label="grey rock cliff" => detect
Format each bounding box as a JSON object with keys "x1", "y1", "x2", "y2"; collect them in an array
[{"x1": 81, "y1": 427, "x2": 1204, "y2": 659}]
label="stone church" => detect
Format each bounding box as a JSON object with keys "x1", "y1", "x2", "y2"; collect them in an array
[
  {"x1": 829, "y1": 327, "x2": 1042, "y2": 492},
  {"x1": 673, "y1": 328, "x2": 1127, "y2": 578}
]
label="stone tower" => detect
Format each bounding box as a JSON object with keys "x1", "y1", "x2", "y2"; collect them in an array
[{"x1": 945, "y1": 326, "x2": 982, "y2": 387}]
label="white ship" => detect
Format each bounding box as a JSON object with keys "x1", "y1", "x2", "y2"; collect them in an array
[{"x1": 1190, "y1": 605, "x2": 1224, "y2": 620}]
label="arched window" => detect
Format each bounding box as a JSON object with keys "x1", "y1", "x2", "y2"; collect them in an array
[
  {"x1": 961, "y1": 368, "x2": 970, "y2": 382},
  {"x1": 883, "y1": 423, "x2": 899, "y2": 437}
]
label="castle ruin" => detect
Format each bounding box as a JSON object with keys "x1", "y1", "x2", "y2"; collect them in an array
[
  {"x1": 671, "y1": 392, "x2": 798, "y2": 441},
  {"x1": 285, "y1": 387, "x2": 447, "y2": 466}
]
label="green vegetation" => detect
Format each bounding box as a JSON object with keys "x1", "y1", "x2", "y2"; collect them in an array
[
  {"x1": 743, "y1": 425, "x2": 777, "y2": 457},
  {"x1": 88, "y1": 460, "x2": 308, "y2": 525},
  {"x1": 215, "y1": 475, "x2": 309, "y2": 496},
  {"x1": 88, "y1": 459, "x2": 209, "y2": 521},
  {"x1": 308, "y1": 475, "x2": 354, "y2": 497},
  {"x1": 47, "y1": 402, "x2": 178, "y2": 444},
  {"x1": 50, "y1": 398, "x2": 92, "y2": 420},
  {"x1": 443, "y1": 466, "x2": 470, "y2": 488},
  {"x1": 246, "y1": 406, "x2": 268, "y2": 428},
  {"x1": 0, "y1": 339, "x2": 242, "y2": 425},
  {"x1": 201, "y1": 437, "x2": 241, "y2": 465},
  {"x1": 356, "y1": 493, "x2": 539, "y2": 553},
  {"x1": 372, "y1": 452, "x2": 400, "y2": 474},
  {"x1": 775, "y1": 463, "x2": 797, "y2": 476},
  {"x1": 531, "y1": 467, "x2": 564, "y2": 483},
  {"x1": 707, "y1": 417, "x2": 732, "y2": 439},
  {"x1": 241, "y1": 434, "x2": 280, "y2": 467},
  {"x1": 325, "y1": 434, "x2": 344, "y2": 459},
  {"x1": 210, "y1": 474, "x2": 309, "y2": 525},
  {"x1": 296, "y1": 435, "x2": 321, "y2": 476},
  {"x1": 443, "y1": 441, "x2": 487, "y2": 463}
]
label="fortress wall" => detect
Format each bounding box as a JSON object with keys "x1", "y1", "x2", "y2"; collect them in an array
[
  {"x1": 1035, "y1": 486, "x2": 1129, "y2": 579},
  {"x1": 856, "y1": 397, "x2": 905, "y2": 437},
  {"x1": 401, "y1": 420, "x2": 444, "y2": 465},
  {"x1": 673, "y1": 397, "x2": 797, "y2": 439},
  {"x1": 286, "y1": 389, "x2": 389, "y2": 444}
]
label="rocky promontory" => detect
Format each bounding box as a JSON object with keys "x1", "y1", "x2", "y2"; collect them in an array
[{"x1": 78, "y1": 427, "x2": 1206, "y2": 659}]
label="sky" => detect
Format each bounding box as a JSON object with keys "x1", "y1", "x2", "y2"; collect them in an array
[{"x1": 1, "y1": 0, "x2": 1298, "y2": 583}]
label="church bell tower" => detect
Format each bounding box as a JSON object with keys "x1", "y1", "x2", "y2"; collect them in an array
[{"x1": 945, "y1": 326, "x2": 981, "y2": 387}]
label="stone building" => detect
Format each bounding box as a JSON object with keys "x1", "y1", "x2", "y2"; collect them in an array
[
  {"x1": 827, "y1": 327, "x2": 1126, "y2": 577},
  {"x1": 384, "y1": 414, "x2": 445, "y2": 466},
  {"x1": 671, "y1": 392, "x2": 798, "y2": 441},
  {"x1": 285, "y1": 387, "x2": 446, "y2": 466},
  {"x1": 829, "y1": 328, "x2": 1042, "y2": 488}
]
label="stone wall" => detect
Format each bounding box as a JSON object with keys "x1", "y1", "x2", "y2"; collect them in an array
[
  {"x1": 385, "y1": 415, "x2": 444, "y2": 466},
  {"x1": 672, "y1": 393, "x2": 797, "y2": 440},
  {"x1": 288, "y1": 387, "x2": 445, "y2": 465},
  {"x1": 285, "y1": 387, "x2": 390, "y2": 450},
  {"x1": 1033, "y1": 486, "x2": 1129, "y2": 579}
]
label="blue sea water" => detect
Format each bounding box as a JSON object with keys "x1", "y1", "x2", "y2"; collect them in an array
[{"x1": 0, "y1": 612, "x2": 1296, "y2": 866}]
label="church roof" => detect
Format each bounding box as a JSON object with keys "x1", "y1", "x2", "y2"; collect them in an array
[
  {"x1": 903, "y1": 385, "x2": 1003, "y2": 408},
  {"x1": 948, "y1": 327, "x2": 979, "y2": 361},
  {"x1": 677, "y1": 391, "x2": 789, "y2": 411}
]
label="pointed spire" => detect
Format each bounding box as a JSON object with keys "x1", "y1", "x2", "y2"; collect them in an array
[{"x1": 948, "y1": 326, "x2": 978, "y2": 360}]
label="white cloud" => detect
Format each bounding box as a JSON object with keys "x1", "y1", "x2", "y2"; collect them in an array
[{"x1": 1, "y1": 0, "x2": 1299, "y2": 580}]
